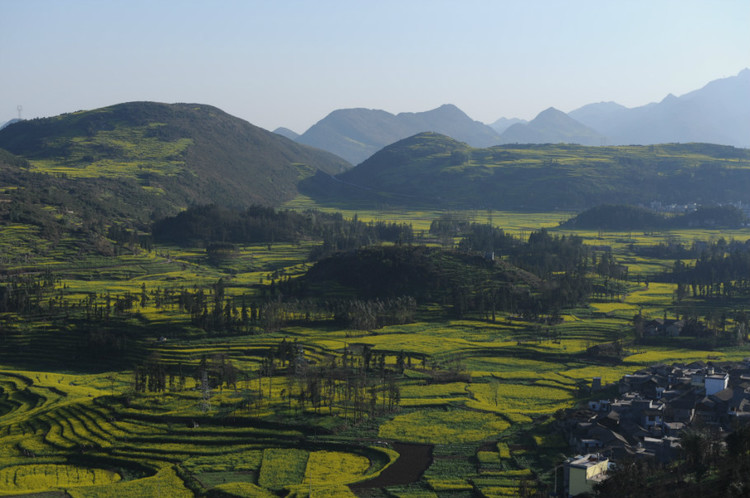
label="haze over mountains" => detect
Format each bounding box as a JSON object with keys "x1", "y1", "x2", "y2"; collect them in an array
[
  {"x1": 293, "y1": 104, "x2": 499, "y2": 165},
  {"x1": 285, "y1": 69, "x2": 750, "y2": 164},
  {"x1": 496, "y1": 107, "x2": 605, "y2": 146}
]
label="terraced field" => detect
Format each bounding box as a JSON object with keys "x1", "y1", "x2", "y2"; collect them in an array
[
  {"x1": 0, "y1": 368, "x2": 398, "y2": 496},
  {"x1": 3, "y1": 206, "x2": 750, "y2": 496}
]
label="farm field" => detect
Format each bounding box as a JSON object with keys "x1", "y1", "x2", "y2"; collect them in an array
[{"x1": 1, "y1": 203, "x2": 749, "y2": 496}]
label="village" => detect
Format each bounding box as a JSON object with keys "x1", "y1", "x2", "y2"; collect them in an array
[{"x1": 558, "y1": 357, "x2": 750, "y2": 496}]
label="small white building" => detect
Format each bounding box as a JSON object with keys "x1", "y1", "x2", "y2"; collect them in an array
[
  {"x1": 705, "y1": 373, "x2": 729, "y2": 396},
  {"x1": 564, "y1": 454, "x2": 609, "y2": 497}
]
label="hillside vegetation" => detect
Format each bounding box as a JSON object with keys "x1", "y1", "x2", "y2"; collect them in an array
[
  {"x1": 0, "y1": 102, "x2": 350, "y2": 224},
  {"x1": 301, "y1": 133, "x2": 750, "y2": 210}
]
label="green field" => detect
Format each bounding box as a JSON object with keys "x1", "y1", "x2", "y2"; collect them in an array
[{"x1": 1, "y1": 202, "x2": 749, "y2": 496}]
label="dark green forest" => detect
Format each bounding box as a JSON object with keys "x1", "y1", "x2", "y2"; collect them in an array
[{"x1": 561, "y1": 204, "x2": 748, "y2": 230}]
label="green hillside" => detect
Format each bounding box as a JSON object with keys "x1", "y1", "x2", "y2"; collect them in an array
[
  {"x1": 301, "y1": 132, "x2": 750, "y2": 210},
  {"x1": 0, "y1": 102, "x2": 350, "y2": 224}
]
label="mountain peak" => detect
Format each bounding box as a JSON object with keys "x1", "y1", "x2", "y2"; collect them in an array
[
  {"x1": 540, "y1": 106, "x2": 562, "y2": 114},
  {"x1": 498, "y1": 107, "x2": 604, "y2": 145},
  {"x1": 534, "y1": 107, "x2": 567, "y2": 119}
]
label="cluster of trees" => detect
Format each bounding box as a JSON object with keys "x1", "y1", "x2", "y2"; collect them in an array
[
  {"x1": 309, "y1": 213, "x2": 414, "y2": 260},
  {"x1": 0, "y1": 271, "x2": 56, "y2": 314},
  {"x1": 298, "y1": 238, "x2": 599, "y2": 322},
  {"x1": 132, "y1": 342, "x2": 406, "y2": 424},
  {"x1": 457, "y1": 224, "x2": 606, "y2": 280},
  {"x1": 0, "y1": 267, "x2": 414, "y2": 338},
  {"x1": 151, "y1": 204, "x2": 414, "y2": 260},
  {"x1": 134, "y1": 354, "x2": 240, "y2": 395},
  {"x1": 456, "y1": 222, "x2": 516, "y2": 255},
  {"x1": 106, "y1": 224, "x2": 153, "y2": 254},
  {"x1": 562, "y1": 204, "x2": 747, "y2": 231},
  {"x1": 670, "y1": 238, "x2": 750, "y2": 298},
  {"x1": 332, "y1": 297, "x2": 416, "y2": 330},
  {"x1": 274, "y1": 344, "x2": 404, "y2": 422}
]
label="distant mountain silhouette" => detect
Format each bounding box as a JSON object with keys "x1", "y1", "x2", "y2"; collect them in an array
[
  {"x1": 296, "y1": 104, "x2": 500, "y2": 164},
  {"x1": 497, "y1": 107, "x2": 605, "y2": 146},
  {"x1": 569, "y1": 69, "x2": 750, "y2": 147},
  {"x1": 0, "y1": 119, "x2": 21, "y2": 131},
  {"x1": 273, "y1": 127, "x2": 300, "y2": 140},
  {"x1": 489, "y1": 117, "x2": 527, "y2": 134}
]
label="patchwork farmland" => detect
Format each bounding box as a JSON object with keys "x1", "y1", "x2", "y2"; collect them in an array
[{"x1": 1, "y1": 206, "x2": 750, "y2": 496}]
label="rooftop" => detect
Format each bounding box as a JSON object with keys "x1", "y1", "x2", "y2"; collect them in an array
[{"x1": 568, "y1": 453, "x2": 608, "y2": 468}]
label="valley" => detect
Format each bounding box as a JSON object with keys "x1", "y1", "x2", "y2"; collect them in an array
[
  {"x1": 1, "y1": 100, "x2": 750, "y2": 496},
  {"x1": 1, "y1": 201, "x2": 750, "y2": 496}
]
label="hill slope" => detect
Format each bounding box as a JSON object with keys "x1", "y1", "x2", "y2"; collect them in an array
[
  {"x1": 296, "y1": 104, "x2": 500, "y2": 164},
  {"x1": 0, "y1": 102, "x2": 350, "y2": 220},
  {"x1": 301, "y1": 133, "x2": 750, "y2": 210}
]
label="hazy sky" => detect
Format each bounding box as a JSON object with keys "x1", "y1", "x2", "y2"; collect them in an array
[{"x1": 2, "y1": 0, "x2": 749, "y2": 133}]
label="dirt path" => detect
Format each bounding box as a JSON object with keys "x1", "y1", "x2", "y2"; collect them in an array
[{"x1": 350, "y1": 442, "x2": 433, "y2": 490}]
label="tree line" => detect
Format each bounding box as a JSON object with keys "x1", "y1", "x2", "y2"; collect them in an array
[
  {"x1": 670, "y1": 238, "x2": 750, "y2": 299},
  {"x1": 150, "y1": 204, "x2": 414, "y2": 260}
]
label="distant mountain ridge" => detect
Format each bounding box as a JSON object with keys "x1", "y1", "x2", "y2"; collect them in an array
[
  {"x1": 296, "y1": 104, "x2": 500, "y2": 164},
  {"x1": 569, "y1": 68, "x2": 750, "y2": 147},
  {"x1": 290, "y1": 69, "x2": 749, "y2": 162},
  {"x1": 489, "y1": 117, "x2": 527, "y2": 134}
]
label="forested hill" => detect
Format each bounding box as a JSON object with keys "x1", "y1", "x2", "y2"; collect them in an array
[
  {"x1": 0, "y1": 102, "x2": 351, "y2": 215},
  {"x1": 561, "y1": 204, "x2": 748, "y2": 230},
  {"x1": 300, "y1": 133, "x2": 750, "y2": 211}
]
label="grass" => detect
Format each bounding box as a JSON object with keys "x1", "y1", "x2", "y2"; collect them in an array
[
  {"x1": 0, "y1": 464, "x2": 121, "y2": 494},
  {"x1": 302, "y1": 451, "x2": 370, "y2": 485},
  {"x1": 257, "y1": 448, "x2": 309, "y2": 490},
  {"x1": 379, "y1": 408, "x2": 510, "y2": 444}
]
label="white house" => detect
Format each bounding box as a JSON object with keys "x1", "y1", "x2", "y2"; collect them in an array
[{"x1": 705, "y1": 373, "x2": 729, "y2": 396}]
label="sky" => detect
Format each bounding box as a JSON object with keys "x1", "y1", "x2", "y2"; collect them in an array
[{"x1": 1, "y1": 0, "x2": 749, "y2": 133}]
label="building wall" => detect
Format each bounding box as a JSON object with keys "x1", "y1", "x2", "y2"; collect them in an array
[
  {"x1": 568, "y1": 466, "x2": 590, "y2": 497},
  {"x1": 705, "y1": 375, "x2": 728, "y2": 396},
  {"x1": 567, "y1": 459, "x2": 608, "y2": 496}
]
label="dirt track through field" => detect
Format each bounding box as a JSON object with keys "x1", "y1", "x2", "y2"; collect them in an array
[{"x1": 350, "y1": 442, "x2": 433, "y2": 490}]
